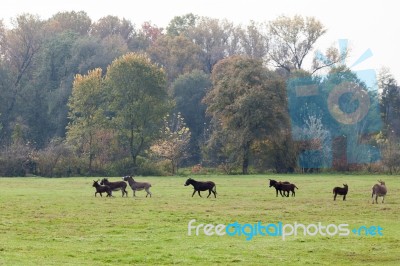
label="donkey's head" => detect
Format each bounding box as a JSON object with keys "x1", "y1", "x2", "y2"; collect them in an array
[
  {"x1": 122, "y1": 176, "x2": 131, "y2": 181},
  {"x1": 184, "y1": 178, "x2": 194, "y2": 186},
  {"x1": 378, "y1": 180, "x2": 385, "y2": 186},
  {"x1": 269, "y1": 179, "x2": 278, "y2": 187}
]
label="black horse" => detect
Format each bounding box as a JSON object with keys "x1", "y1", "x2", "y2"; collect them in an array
[
  {"x1": 269, "y1": 179, "x2": 291, "y2": 197},
  {"x1": 184, "y1": 178, "x2": 217, "y2": 198}
]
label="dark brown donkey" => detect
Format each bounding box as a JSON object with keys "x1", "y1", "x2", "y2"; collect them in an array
[
  {"x1": 100, "y1": 178, "x2": 128, "y2": 197},
  {"x1": 184, "y1": 178, "x2": 217, "y2": 198},
  {"x1": 269, "y1": 179, "x2": 291, "y2": 197},
  {"x1": 269, "y1": 179, "x2": 298, "y2": 197},
  {"x1": 333, "y1": 184, "x2": 348, "y2": 201},
  {"x1": 92, "y1": 180, "x2": 112, "y2": 197}
]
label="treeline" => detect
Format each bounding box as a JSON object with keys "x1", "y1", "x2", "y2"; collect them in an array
[{"x1": 0, "y1": 12, "x2": 399, "y2": 176}]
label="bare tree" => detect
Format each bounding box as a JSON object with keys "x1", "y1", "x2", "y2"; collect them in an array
[{"x1": 268, "y1": 15, "x2": 346, "y2": 73}]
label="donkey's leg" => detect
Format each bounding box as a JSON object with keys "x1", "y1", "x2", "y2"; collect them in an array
[
  {"x1": 192, "y1": 190, "x2": 196, "y2": 197},
  {"x1": 207, "y1": 190, "x2": 211, "y2": 198},
  {"x1": 198, "y1": 191, "x2": 202, "y2": 197},
  {"x1": 146, "y1": 188, "x2": 152, "y2": 198},
  {"x1": 334, "y1": 193, "x2": 337, "y2": 201},
  {"x1": 343, "y1": 194, "x2": 346, "y2": 201}
]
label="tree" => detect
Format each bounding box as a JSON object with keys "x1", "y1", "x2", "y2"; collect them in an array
[
  {"x1": 188, "y1": 17, "x2": 238, "y2": 73},
  {"x1": 66, "y1": 68, "x2": 106, "y2": 174},
  {"x1": 171, "y1": 70, "x2": 211, "y2": 164},
  {"x1": 105, "y1": 53, "x2": 170, "y2": 172},
  {"x1": 269, "y1": 15, "x2": 344, "y2": 73},
  {"x1": 139, "y1": 21, "x2": 163, "y2": 45},
  {"x1": 90, "y1": 15, "x2": 134, "y2": 42},
  {"x1": 379, "y1": 68, "x2": 400, "y2": 137},
  {"x1": 376, "y1": 69, "x2": 400, "y2": 173},
  {"x1": 45, "y1": 11, "x2": 91, "y2": 36},
  {"x1": 293, "y1": 114, "x2": 332, "y2": 171},
  {"x1": 166, "y1": 13, "x2": 198, "y2": 36},
  {"x1": 238, "y1": 20, "x2": 269, "y2": 59},
  {"x1": 1, "y1": 14, "x2": 45, "y2": 145},
  {"x1": 147, "y1": 35, "x2": 203, "y2": 82},
  {"x1": 150, "y1": 113, "x2": 191, "y2": 174},
  {"x1": 204, "y1": 56, "x2": 288, "y2": 174}
]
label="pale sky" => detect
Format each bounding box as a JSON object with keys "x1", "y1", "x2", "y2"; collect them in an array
[{"x1": 1, "y1": 0, "x2": 399, "y2": 81}]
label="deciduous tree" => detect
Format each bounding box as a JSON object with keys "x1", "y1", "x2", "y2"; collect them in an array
[
  {"x1": 105, "y1": 53, "x2": 170, "y2": 172},
  {"x1": 205, "y1": 56, "x2": 288, "y2": 174},
  {"x1": 66, "y1": 68, "x2": 106, "y2": 174},
  {"x1": 150, "y1": 113, "x2": 191, "y2": 174}
]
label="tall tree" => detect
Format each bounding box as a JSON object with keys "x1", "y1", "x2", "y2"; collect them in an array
[
  {"x1": 171, "y1": 70, "x2": 211, "y2": 163},
  {"x1": 1, "y1": 14, "x2": 44, "y2": 144},
  {"x1": 150, "y1": 113, "x2": 191, "y2": 174},
  {"x1": 90, "y1": 15, "x2": 135, "y2": 42},
  {"x1": 46, "y1": 11, "x2": 92, "y2": 36},
  {"x1": 188, "y1": 17, "x2": 238, "y2": 73},
  {"x1": 66, "y1": 68, "x2": 106, "y2": 174},
  {"x1": 238, "y1": 20, "x2": 269, "y2": 59},
  {"x1": 269, "y1": 15, "x2": 342, "y2": 73},
  {"x1": 204, "y1": 56, "x2": 288, "y2": 174},
  {"x1": 105, "y1": 53, "x2": 170, "y2": 172},
  {"x1": 379, "y1": 68, "x2": 400, "y2": 136},
  {"x1": 166, "y1": 13, "x2": 198, "y2": 36},
  {"x1": 147, "y1": 35, "x2": 203, "y2": 82}
]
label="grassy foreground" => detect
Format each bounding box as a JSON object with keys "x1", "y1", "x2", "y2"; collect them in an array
[{"x1": 0, "y1": 174, "x2": 399, "y2": 265}]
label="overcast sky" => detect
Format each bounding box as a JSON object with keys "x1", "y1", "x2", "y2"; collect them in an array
[{"x1": 1, "y1": 0, "x2": 399, "y2": 81}]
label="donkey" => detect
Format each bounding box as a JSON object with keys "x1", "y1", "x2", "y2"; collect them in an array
[
  {"x1": 122, "y1": 176, "x2": 152, "y2": 197},
  {"x1": 333, "y1": 184, "x2": 348, "y2": 201},
  {"x1": 100, "y1": 178, "x2": 128, "y2": 197},
  {"x1": 92, "y1": 180, "x2": 112, "y2": 197},
  {"x1": 269, "y1": 179, "x2": 291, "y2": 197},
  {"x1": 372, "y1": 180, "x2": 387, "y2": 204},
  {"x1": 269, "y1": 180, "x2": 298, "y2": 197},
  {"x1": 184, "y1": 178, "x2": 217, "y2": 198}
]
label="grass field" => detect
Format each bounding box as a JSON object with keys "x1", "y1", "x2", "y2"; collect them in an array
[{"x1": 0, "y1": 174, "x2": 399, "y2": 265}]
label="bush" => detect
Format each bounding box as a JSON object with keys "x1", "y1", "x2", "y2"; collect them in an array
[
  {"x1": 0, "y1": 143, "x2": 34, "y2": 176},
  {"x1": 34, "y1": 139, "x2": 73, "y2": 177}
]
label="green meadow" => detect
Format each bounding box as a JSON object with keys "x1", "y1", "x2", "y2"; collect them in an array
[{"x1": 0, "y1": 175, "x2": 399, "y2": 265}]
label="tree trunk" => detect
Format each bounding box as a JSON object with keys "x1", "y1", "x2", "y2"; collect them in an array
[{"x1": 242, "y1": 142, "x2": 250, "y2": 174}]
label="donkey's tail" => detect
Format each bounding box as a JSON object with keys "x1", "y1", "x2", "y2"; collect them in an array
[{"x1": 295, "y1": 185, "x2": 299, "y2": 190}]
